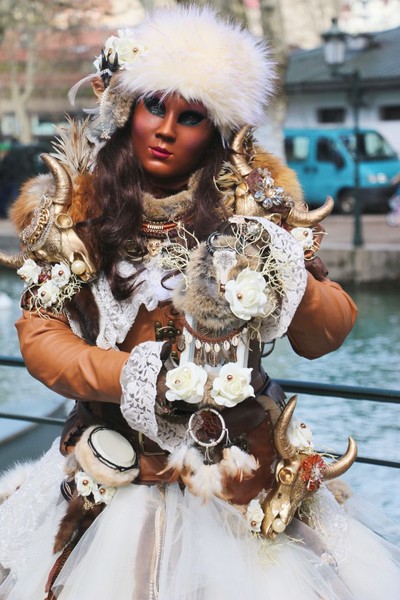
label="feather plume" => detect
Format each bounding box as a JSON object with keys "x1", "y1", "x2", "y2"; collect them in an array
[
  {"x1": 157, "y1": 441, "x2": 194, "y2": 480},
  {"x1": 182, "y1": 460, "x2": 225, "y2": 502},
  {"x1": 220, "y1": 445, "x2": 259, "y2": 482},
  {"x1": 51, "y1": 117, "x2": 96, "y2": 175}
]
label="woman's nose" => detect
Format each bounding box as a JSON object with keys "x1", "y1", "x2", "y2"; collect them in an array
[{"x1": 155, "y1": 114, "x2": 176, "y2": 142}]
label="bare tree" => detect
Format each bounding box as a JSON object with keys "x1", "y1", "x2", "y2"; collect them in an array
[{"x1": 0, "y1": 0, "x2": 98, "y2": 143}]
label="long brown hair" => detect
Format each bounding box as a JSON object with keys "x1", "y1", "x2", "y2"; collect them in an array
[{"x1": 88, "y1": 113, "x2": 228, "y2": 300}]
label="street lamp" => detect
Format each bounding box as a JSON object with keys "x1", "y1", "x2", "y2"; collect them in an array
[{"x1": 322, "y1": 18, "x2": 364, "y2": 247}]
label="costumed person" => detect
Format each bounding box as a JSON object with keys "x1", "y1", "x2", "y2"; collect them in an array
[{"x1": 0, "y1": 5, "x2": 399, "y2": 600}]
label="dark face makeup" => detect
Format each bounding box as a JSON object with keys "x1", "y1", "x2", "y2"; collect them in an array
[{"x1": 131, "y1": 93, "x2": 216, "y2": 192}]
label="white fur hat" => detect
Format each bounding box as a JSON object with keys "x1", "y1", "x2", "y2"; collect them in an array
[{"x1": 82, "y1": 5, "x2": 276, "y2": 143}]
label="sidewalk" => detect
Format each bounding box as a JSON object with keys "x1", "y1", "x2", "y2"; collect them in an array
[{"x1": 1, "y1": 215, "x2": 400, "y2": 283}]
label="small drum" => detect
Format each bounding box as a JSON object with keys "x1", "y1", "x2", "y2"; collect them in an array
[{"x1": 87, "y1": 427, "x2": 138, "y2": 471}]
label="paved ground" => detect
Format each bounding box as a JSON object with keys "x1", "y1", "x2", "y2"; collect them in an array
[{"x1": 0, "y1": 214, "x2": 399, "y2": 250}]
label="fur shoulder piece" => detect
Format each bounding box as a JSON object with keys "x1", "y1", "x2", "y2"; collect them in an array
[{"x1": 217, "y1": 126, "x2": 334, "y2": 230}]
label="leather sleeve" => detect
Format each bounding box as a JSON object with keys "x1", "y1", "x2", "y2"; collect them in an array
[
  {"x1": 15, "y1": 310, "x2": 129, "y2": 404},
  {"x1": 287, "y1": 273, "x2": 357, "y2": 360}
]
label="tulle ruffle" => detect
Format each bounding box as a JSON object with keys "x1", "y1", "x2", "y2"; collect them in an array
[{"x1": 0, "y1": 444, "x2": 399, "y2": 600}]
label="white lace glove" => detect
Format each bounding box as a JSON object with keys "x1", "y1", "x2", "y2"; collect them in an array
[{"x1": 120, "y1": 341, "x2": 187, "y2": 452}]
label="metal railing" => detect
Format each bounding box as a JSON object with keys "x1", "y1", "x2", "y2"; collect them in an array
[{"x1": 1, "y1": 354, "x2": 399, "y2": 469}]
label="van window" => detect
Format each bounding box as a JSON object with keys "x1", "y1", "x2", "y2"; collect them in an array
[
  {"x1": 284, "y1": 136, "x2": 310, "y2": 162},
  {"x1": 340, "y1": 131, "x2": 397, "y2": 161},
  {"x1": 316, "y1": 137, "x2": 338, "y2": 162}
]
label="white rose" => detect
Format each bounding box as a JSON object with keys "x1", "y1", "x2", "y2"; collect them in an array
[
  {"x1": 75, "y1": 471, "x2": 96, "y2": 497},
  {"x1": 37, "y1": 280, "x2": 60, "y2": 307},
  {"x1": 17, "y1": 259, "x2": 42, "y2": 285},
  {"x1": 224, "y1": 268, "x2": 277, "y2": 321},
  {"x1": 51, "y1": 262, "x2": 71, "y2": 287},
  {"x1": 210, "y1": 363, "x2": 254, "y2": 408},
  {"x1": 93, "y1": 484, "x2": 116, "y2": 506},
  {"x1": 94, "y1": 32, "x2": 144, "y2": 71},
  {"x1": 290, "y1": 227, "x2": 314, "y2": 250},
  {"x1": 246, "y1": 498, "x2": 264, "y2": 533},
  {"x1": 287, "y1": 418, "x2": 314, "y2": 451},
  {"x1": 165, "y1": 362, "x2": 207, "y2": 404}
]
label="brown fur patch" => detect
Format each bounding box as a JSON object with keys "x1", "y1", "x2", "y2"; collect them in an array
[{"x1": 252, "y1": 151, "x2": 305, "y2": 206}]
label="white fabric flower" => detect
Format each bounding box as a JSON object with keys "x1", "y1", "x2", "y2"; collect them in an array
[
  {"x1": 17, "y1": 259, "x2": 41, "y2": 286},
  {"x1": 75, "y1": 471, "x2": 96, "y2": 497},
  {"x1": 165, "y1": 362, "x2": 207, "y2": 404},
  {"x1": 94, "y1": 31, "x2": 145, "y2": 71},
  {"x1": 93, "y1": 485, "x2": 116, "y2": 506},
  {"x1": 288, "y1": 418, "x2": 314, "y2": 451},
  {"x1": 290, "y1": 227, "x2": 314, "y2": 250},
  {"x1": 36, "y1": 280, "x2": 60, "y2": 308},
  {"x1": 210, "y1": 363, "x2": 254, "y2": 408},
  {"x1": 224, "y1": 268, "x2": 276, "y2": 321},
  {"x1": 50, "y1": 262, "x2": 71, "y2": 287},
  {"x1": 246, "y1": 499, "x2": 264, "y2": 533}
]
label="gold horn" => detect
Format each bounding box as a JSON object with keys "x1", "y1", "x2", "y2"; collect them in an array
[
  {"x1": 324, "y1": 437, "x2": 357, "y2": 480},
  {"x1": 274, "y1": 396, "x2": 299, "y2": 459},
  {"x1": 40, "y1": 154, "x2": 72, "y2": 207},
  {"x1": 0, "y1": 250, "x2": 26, "y2": 270},
  {"x1": 286, "y1": 196, "x2": 335, "y2": 227},
  {"x1": 230, "y1": 125, "x2": 254, "y2": 177}
]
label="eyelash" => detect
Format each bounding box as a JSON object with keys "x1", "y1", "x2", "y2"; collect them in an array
[{"x1": 143, "y1": 97, "x2": 205, "y2": 126}]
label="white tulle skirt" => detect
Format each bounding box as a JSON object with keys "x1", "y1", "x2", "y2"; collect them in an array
[{"x1": 0, "y1": 441, "x2": 399, "y2": 600}]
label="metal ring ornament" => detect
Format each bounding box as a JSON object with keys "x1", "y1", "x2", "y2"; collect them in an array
[
  {"x1": 188, "y1": 408, "x2": 227, "y2": 448},
  {"x1": 205, "y1": 231, "x2": 235, "y2": 256}
]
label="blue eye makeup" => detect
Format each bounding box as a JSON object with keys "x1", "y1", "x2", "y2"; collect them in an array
[
  {"x1": 144, "y1": 96, "x2": 165, "y2": 117},
  {"x1": 178, "y1": 111, "x2": 206, "y2": 127}
]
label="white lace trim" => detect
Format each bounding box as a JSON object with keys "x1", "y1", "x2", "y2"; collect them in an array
[
  {"x1": 249, "y1": 217, "x2": 307, "y2": 343},
  {"x1": 91, "y1": 261, "x2": 159, "y2": 350},
  {"x1": 120, "y1": 342, "x2": 187, "y2": 452}
]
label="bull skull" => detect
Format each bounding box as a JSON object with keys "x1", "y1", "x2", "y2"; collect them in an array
[
  {"x1": 261, "y1": 396, "x2": 357, "y2": 539},
  {"x1": 0, "y1": 154, "x2": 96, "y2": 282}
]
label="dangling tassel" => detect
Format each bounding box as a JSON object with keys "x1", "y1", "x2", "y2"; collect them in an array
[{"x1": 220, "y1": 445, "x2": 260, "y2": 482}]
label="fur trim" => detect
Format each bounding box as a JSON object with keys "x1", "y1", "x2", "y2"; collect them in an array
[
  {"x1": 94, "y1": 5, "x2": 275, "y2": 142},
  {"x1": 74, "y1": 426, "x2": 139, "y2": 487},
  {"x1": 0, "y1": 460, "x2": 39, "y2": 503}
]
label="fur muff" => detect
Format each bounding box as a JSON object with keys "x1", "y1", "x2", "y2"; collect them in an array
[
  {"x1": 74, "y1": 426, "x2": 139, "y2": 487},
  {"x1": 0, "y1": 459, "x2": 39, "y2": 503}
]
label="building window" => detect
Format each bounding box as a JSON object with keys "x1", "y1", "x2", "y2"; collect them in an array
[
  {"x1": 316, "y1": 108, "x2": 346, "y2": 123},
  {"x1": 379, "y1": 106, "x2": 400, "y2": 121}
]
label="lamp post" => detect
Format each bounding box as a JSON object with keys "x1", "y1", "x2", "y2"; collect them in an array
[{"x1": 322, "y1": 18, "x2": 364, "y2": 247}]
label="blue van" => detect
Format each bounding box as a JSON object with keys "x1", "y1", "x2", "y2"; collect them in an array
[{"x1": 284, "y1": 128, "x2": 400, "y2": 213}]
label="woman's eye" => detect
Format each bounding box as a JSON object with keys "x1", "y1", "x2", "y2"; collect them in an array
[
  {"x1": 179, "y1": 111, "x2": 206, "y2": 126},
  {"x1": 144, "y1": 97, "x2": 165, "y2": 117}
]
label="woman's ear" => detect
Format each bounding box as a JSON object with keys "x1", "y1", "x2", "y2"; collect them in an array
[{"x1": 92, "y1": 76, "x2": 105, "y2": 99}]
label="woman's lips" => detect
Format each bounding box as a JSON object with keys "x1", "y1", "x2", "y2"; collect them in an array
[{"x1": 150, "y1": 147, "x2": 172, "y2": 159}]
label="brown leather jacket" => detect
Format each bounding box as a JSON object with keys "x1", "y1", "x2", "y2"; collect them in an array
[{"x1": 15, "y1": 273, "x2": 356, "y2": 502}]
